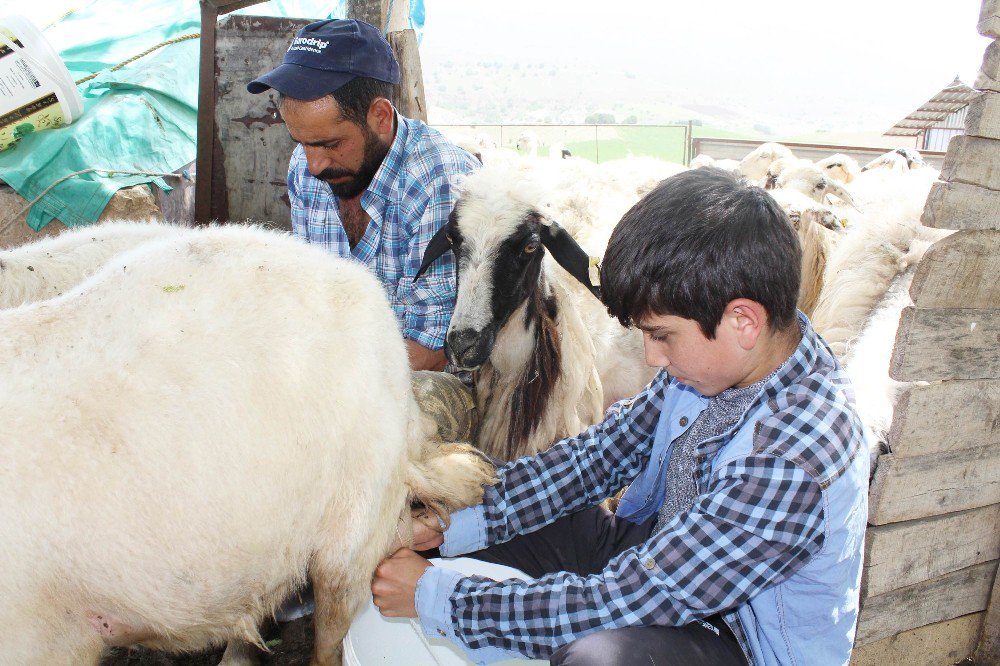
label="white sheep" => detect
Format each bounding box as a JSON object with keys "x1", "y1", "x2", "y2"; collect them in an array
[
  {"x1": 810, "y1": 167, "x2": 945, "y2": 357},
  {"x1": 764, "y1": 188, "x2": 844, "y2": 317},
  {"x1": 860, "y1": 147, "x2": 927, "y2": 173},
  {"x1": 815, "y1": 153, "x2": 860, "y2": 184},
  {"x1": 416, "y1": 161, "x2": 655, "y2": 461},
  {"x1": 690, "y1": 153, "x2": 716, "y2": 169},
  {"x1": 736, "y1": 142, "x2": 795, "y2": 182},
  {"x1": 774, "y1": 160, "x2": 861, "y2": 209},
  {"x1": 0, "y1": 220, "x2": 188, "y2": 308},
  {"x1": 0, "y1": 225, "x2": 494, "y2": 664},
  {"x1": 515, "y1": 130, "x2": 540, "y2": 157},
  {"x1": 809, "y1": 167, "x2": 950, "y2": 469}
]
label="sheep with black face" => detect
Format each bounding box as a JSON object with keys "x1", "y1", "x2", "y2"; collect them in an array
[{"x1": 416, "y1": 163, "x2": 654, "y2": 461}]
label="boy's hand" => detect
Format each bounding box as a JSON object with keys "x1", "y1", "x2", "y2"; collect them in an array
[{"x1": 372, "y1": 548, "x2": 433, "y2": 618}]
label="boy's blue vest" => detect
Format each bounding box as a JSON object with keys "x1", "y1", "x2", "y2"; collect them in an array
[{"x1": 617, "y1": 380, "x2": 869, "y2": 666}]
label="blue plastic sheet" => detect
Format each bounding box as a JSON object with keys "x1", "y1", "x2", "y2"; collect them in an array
[{"x1": 0, "y1": 0, "x2": 422, "y2": 230}]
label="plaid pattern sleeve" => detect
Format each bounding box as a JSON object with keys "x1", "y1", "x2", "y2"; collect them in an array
[
  {"x1": 449, "y1": 453, "x2": 825, "y2": 659},
  {"x1": 397, "y1": 172, "x2": 464, "y2": 350},
  {"x1": 283, "y1": 118, "x2": 480, "y2": 350},
  {"x1": 479, "y1": 372, "x2": 670, "y2": 546}
]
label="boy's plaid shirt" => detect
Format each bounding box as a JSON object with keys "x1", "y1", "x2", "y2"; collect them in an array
[
  {"x1": 421, "y1": 316, "x2": 866, "y2": 662},
  {"x1": 287, "y1": 115, "x2": 479, "y2": 350}
]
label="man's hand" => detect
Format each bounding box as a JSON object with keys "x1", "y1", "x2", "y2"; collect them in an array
[
  {"x1": 389, "y1": 507, "x2": 445, "y2": 552},
  {"x1": 406, "y1": 339, "x2": 447, "y2": 372},
  {"x1": 411, "y1": 507, "x2": 446, "y2": 551},
  {"x1": 372, "y1": 548, "x2": 433, "y2": 618}
]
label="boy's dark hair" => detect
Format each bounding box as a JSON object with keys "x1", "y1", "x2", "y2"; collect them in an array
[
  {"x1": 600, "y1": 167, "x2": 801, "y2": 338},
  {"x1": 330, "y1": 76, "x2": 396, "y2": 125}
]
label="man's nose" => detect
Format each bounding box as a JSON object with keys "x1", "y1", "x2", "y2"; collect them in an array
[{"x1": 304, "y1": 147, "x2": 331, "y2": 177}]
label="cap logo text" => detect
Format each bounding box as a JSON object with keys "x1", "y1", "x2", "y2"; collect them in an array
[{"x1": 289, "y1": 37, "x2": 329, "y2": 54}]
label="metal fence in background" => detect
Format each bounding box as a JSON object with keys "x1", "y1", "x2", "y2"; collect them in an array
[{"x1": 433, "y1": 123, "x2": 693, "y2": 165}]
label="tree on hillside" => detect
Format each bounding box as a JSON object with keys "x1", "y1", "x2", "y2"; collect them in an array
[{"x1": 585, "y1": 112, "x2": 616, "y2": 124}]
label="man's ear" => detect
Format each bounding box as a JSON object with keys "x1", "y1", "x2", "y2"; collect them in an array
[
  {"x1": 727, "y1": 298, "x2": 767, "y2": 351},
  {"x1": 368, "y1": 98, "x2": 395, "y2": 138}
]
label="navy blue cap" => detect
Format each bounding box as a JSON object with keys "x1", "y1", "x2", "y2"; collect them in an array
[{"x1": 247, "y1": 19, "x2": 400, "y2": 98}]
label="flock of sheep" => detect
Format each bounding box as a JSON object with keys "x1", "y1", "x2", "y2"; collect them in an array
[
  {"x1": 0, "y1": 139, "x2": 944, "y2": 663},
  {"x1": 433, "y1": 141, "x2": 946, "y2": 471}
]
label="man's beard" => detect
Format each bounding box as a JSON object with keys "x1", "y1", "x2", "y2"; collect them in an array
[{"x1": 317, "y1": 127, "x2": 391, "y2": 198}]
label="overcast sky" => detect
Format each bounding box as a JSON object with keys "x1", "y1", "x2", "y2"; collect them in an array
[
  {"x1": 9, "y1": 0, "x2": 992, "y2": 135},
  {"x1": 419, "y1": 0, "x2": 991, "y2": 133}
]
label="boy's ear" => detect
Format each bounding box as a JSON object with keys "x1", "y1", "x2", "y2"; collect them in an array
[{"x1": 727, "y1": 298, "x2": 767, "y2": 350}]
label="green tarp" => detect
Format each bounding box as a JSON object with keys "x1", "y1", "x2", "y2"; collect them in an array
[{"x1": 0, "y1": 0, "x2": 351, "y2": 230}]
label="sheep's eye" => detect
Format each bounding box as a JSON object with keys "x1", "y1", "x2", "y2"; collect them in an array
[
  {"x1": 826, "y1": 163, "x2": 841, "y2": 169},
  {"x1": 524, "y1": 241, "x2": 540, "y2": 254}
]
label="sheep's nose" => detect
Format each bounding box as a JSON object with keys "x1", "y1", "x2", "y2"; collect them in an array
[
  {"x1": 447, "y1": 328, "x2": 491, "y2": 369},
  {"x1": 448, "y1": 328, "x2": 478, "y2": 360}
]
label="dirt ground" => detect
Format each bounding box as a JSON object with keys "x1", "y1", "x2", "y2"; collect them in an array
[{"x1": 99, "y1": 617, "x2": 314, "y2": 665}]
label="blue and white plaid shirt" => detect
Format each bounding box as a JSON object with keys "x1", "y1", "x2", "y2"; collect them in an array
[
  {"x1": 288, "y1": 115, "x2": 479, "y2": 350},
  {"x1": 417, "y1": 315, "x2": 868, "y2": 664}
]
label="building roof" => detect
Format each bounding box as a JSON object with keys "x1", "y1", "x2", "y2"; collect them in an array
[{"x1": 884, "y1": 77, "x2": 978, "y2": 136}]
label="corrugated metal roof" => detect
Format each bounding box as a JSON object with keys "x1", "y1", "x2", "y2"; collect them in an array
[{"x1": 884, "y1": 77, "x2": 978, "y2": 137}]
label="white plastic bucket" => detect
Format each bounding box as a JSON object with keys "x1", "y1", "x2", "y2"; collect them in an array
[
  {"x1": 0, "y1": 15, "x2": 83, "y2": 151},
  {"x1": 343, "y1": 557, "x2": 548, "y2": 666}
]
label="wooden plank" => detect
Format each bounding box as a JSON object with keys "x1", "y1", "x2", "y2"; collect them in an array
[
  {"x1": 909, "y1": 230, "x2": 1000, "y2": 308},
  {"x1": 974, "y1": 563, "x2": 1000, "y2": 662},
  {"x1": 940, "y1": 135, "x2": 1000, "y2": 191},
  {"x1": 214, "y1": 15, "x2": 310, "y2": 231},
  {"x1": 982, "y1": 0, "x2": 1000, "y2": 38},
  {"x1": 966, "y1": 91, "x2": 999, "y2": 140},
  {"x1": 977, "y1": 39, "x2": 1000, "y2": 93},
  {"x1": 868, "y1": 446, "x2": 1000, "y2": 525},
  {"x1": 851, "y1": 613, "x2": 982, "y2": 666},
  {"x1": 862, "y1": 505, "x2": 1000, "y2": 597},
  {"x1": 889, "y1": 381, "x2": 1000, "y2": 457},
  {"x1": 856, "y1": 560, "x2": 997, "y2": 645},
  {"x1": 890, "y1": 307, "x2": 1000, "y2": 382},
  {"x1": 921, "y1": 180, "x2": 1000, "y2": 230},
  {"x1": 983, "y1": 0, "x2": 1000, "y2": 38}
]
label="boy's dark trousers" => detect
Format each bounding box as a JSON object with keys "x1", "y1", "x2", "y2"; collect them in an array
[{"x1": 464, "y1": 505, "x2": 748, "y2": 666}]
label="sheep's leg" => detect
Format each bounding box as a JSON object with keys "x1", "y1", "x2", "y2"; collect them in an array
[
  {"x1": 309, "y1": 567, "x2": 362, "y2": 666},
  {"x1": 219, "y1": 638, "x2": 261, "y2": 665}
]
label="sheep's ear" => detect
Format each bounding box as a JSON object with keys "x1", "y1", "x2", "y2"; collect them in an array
[
  {"x1": 538, "y1": 218, "x2": 601, "y2": 300},
  {"x1": 414, "y1": 225, "x2": 452, "y2": 282}
]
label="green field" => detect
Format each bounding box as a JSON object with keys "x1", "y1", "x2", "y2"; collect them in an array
[{"x1": 561, "y1": 125, "x2": 759, "y2": 164}]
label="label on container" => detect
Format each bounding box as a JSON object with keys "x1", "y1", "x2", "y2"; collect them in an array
[{"x1": 0, "y1": 26, "x2": 67, "y2": 150}]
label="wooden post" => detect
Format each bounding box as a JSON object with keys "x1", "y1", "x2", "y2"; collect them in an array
[
  {"x1": 347, "y1": 0, "x2": 388, "y2": 31},
  {"x1": 387, "y1": 29, "x2": 427, "y2": 122},
  {"x1": 194, "y1": 0, "x2": 270, "y2": 225}
]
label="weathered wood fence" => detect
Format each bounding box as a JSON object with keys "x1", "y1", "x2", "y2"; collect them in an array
[{"x1": 850, "y1": 2, "x2": 1000, "y2": 663}]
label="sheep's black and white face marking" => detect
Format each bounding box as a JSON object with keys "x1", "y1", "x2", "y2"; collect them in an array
[{"x1": 446, "y1": 205, "x2": 547, "y2": 370}]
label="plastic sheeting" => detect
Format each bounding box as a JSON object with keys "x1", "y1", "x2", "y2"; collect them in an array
[{"x1": 0, "y1": 0, "x2": 423, "y2": 230}]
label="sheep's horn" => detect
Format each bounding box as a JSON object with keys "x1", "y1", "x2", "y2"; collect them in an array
[
  {"x1": 825, "y1": 181, "x2": 863, "y2": 213},
  {"x1": 539, "y1": 218, "x2": 601, "y2": 300},
  {"x1": 414, "y1": 225, "x2": 452, "y2": 282}
]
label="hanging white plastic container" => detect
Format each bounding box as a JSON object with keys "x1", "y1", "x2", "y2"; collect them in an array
[{"x1": 0, "y1": 15, "x2": 84, "y2": 151}]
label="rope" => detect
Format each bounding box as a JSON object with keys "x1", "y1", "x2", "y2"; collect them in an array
[
  {"x1": 74, "y1": 33, "x2": 200, "y2": 85},
  {"x1": 0, "y1": 168, "x2": 187, "y2": 237}
]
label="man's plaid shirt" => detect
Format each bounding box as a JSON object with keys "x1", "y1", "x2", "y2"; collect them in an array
[
  {"x1": 288, "y1": 115, "x2": 479, "y2": 350},
  {"x1": 417, "y1": 316, "x2": 867, "y2": 664}
]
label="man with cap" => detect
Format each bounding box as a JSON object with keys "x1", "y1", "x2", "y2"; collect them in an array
[{"x1": 248, "y1": 18, "x2": 479, "y2": 373}]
